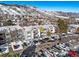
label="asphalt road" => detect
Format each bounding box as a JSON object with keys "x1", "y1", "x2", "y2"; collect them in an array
[{"x1": 20, "y1": 45, "x2": 36, "y2": 57}]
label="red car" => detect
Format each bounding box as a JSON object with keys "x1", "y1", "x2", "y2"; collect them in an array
[{"x1": 69, "y1": 50, "x2": 78, "y2": 57}]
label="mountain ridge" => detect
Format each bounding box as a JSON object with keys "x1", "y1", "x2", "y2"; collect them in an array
[{"x1": 0, "y1": 3, "x2": 78, "y2": 26}]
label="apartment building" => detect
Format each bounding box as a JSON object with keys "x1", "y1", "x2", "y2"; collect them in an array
[
  {"x1": 23, "y1": 26, "x2": 34, "y2": 46},
  {"x1": 33, "y1": 26, "x2": 40, "y2": 41}
]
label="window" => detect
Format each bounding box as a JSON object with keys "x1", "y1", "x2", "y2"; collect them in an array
[
  {"x1": 0, "y1": 34, "x2": 2, "y2": 35},
  {"x1": 0, "y1": 37, "x2": 4, "y2": 40}
]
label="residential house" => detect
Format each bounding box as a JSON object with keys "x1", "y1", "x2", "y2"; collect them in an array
[{"x1": 11, "y1": 41, "x2": 23, "y2": 51}]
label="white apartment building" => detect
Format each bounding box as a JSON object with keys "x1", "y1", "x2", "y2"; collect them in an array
[
  {"x1": 23, "y1": 26, "x2": 34, "y2": 46},
  {"x1": 32, "y1": 26, "x2": 40, "y2": 41}
]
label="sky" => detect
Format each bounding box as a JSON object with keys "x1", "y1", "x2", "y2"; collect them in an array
[{"x1": 0, "y1": 1, "x2": 79, "y2": 13}]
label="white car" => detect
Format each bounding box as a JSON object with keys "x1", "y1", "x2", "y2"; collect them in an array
[{"x1": 0, "y1": 46, "x2": 9, "y2": 54}]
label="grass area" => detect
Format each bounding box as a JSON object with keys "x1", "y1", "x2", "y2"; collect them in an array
[
  {"x1": 47, "y1": 31, "x2": 52, "y2": 36},
  {"x1": 0, "y1": 50, "x2": 20, "y2": 57},
  {"x1": 39, "y1": 27, "x2": 45, "y2": 33}
]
